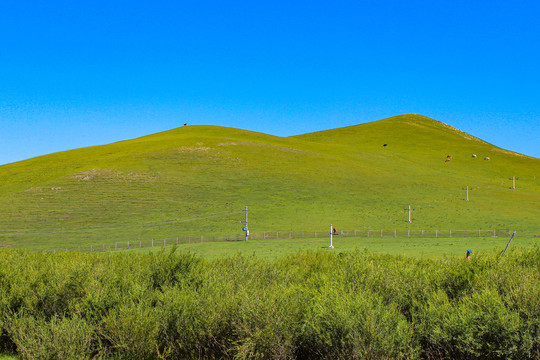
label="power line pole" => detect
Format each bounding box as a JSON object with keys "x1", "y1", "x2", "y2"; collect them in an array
[
  {"x1": 404, "y1": 205, "x2": 415, "y2": 223},
  {"x1": 510, "y1": 176, "x2": 519, "y2": 189},
  {"x1": 463, "y1": 186, "x2": 469, "y2": 201}
]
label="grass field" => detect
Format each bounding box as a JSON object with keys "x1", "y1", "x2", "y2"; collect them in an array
[
  {"x1": 117, "y1": 234, "x2": 538, "y2": 261},
  {"x1": 0, "y1": 114, "x2": 538, "y2": 250}
]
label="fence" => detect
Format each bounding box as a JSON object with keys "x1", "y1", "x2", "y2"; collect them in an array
[{"x1": 49, "y1": 228, "x2": 538, "y2": 253}]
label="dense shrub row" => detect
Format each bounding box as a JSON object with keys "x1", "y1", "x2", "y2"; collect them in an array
[{"x1": 0, "y1": 247, "x2": 539, "y2": 359}]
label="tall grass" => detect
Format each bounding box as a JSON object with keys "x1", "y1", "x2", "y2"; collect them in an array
[{"x1": 1, "y1": 246, "x2": 539, "y2": 359}]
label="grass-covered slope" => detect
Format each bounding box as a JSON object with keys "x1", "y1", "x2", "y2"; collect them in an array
[{"x1": 0, "y1": 114, "x2": 538, "y2": 248}]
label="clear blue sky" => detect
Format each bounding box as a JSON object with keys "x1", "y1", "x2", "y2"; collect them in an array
[{"x1": 1, "y1": 0, "x2": 539, "y2": 165}]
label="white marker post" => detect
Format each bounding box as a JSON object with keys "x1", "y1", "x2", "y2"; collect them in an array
[{"x1": 329, "y1": 224, "x2": 334, "y2": 249}]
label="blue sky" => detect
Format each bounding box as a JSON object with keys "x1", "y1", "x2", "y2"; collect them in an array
[{"x1": 1, "y1": 0, "x2": 539, "y2": 165}]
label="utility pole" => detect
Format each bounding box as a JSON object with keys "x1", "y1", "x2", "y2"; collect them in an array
[
  {"x1": 510, "y1": 176, "x2": 519, "y2": 189},
  {"x1": 463, "y1": 186, "x2": 469, "y2": 201},
  {"x1": 404, "y1": 205, "x2": 415, "y2": 223}
]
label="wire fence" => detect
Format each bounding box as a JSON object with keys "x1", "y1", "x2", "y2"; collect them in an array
[{"x1": 48, "y1": 228, "x2": 539, "y2": 253}]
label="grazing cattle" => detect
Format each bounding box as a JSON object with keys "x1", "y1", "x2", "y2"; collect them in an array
[
  {"x1": 472, "y1": 154, "x2": 477, "y2": 158},
  {"x1": 484, "y1": 157, "x2": 490, "y2": 161}
]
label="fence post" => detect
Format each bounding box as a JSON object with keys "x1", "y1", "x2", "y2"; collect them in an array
[
  {"x1": 201, "y1": 235, "x2": 203, "y2": 243},
  {"x1": 289, "y1": 232, "x2": 291, "y2": 239},
  {"x1": 421, "y1": 230, "x2": 424, "y2": 237},
  {"x1": 478, "y1": 229, "x2": 481, "y2": 237},
  {"x1": 103, "y1": 244, "x2": 105, "y2": 252},
  {"x1": 394, "y1": 229, "x2": 396, "y2": 238},
  {"x1": 90, "y1": 245, "x2": 93, "y2": 252},
  {"x1": 164, "y1": 239, "x2": 166, "y2": 247},
  {"x1": 115, "y1": 242, "x2": 118, "y2": 250},
  {"x1": 450, "y1": 230, "x2": 452, "y2": 237},
  {"x1": 302, "y1": 231, "x2": 304, "y2": 237},
  {"x1": 408, "y1": 230, "x2": 410, "y2": 238},
  {"x1": 436, "y1": 230, "x2": 438, "y2": 238},
  {"x1": 139, "y1": 240, "x2": 141, "y2": 248},
  {"x1": 276, "y1": 232, "x2": 278, "y2": 239},
  {"x1": 176, "y1": 237, "x2": 178, "y2": 245},
  {"x1": 315, "y1": 231, "x2": 317, "y2": 237},
  {"x1": 127, "y1": 241, "x2": 130, "y2": 249},
  {"x1": 381, "y1": 229, "x2": 383, "y2": 238},
  {"x1": 152, "y1": 239, "x2": 154, "y2": 247},
  {"x1": 493, "y1": 229, "x2": 496, "y2": 237},
  {"x1": 367, "y1": 230, "x2": 370, "y2": 237}
]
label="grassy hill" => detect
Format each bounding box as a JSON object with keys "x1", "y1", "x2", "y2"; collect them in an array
[{"x1": 0, "y1": 114, "x2": 538, "y2": 249}]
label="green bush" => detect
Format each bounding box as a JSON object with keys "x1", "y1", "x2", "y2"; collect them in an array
[
  {"x1": 7, "y1": 314, "x2": 94, "y2": 360},
  {"x1": 0, "y1": 248, "x2": 539, "y2": 359}
]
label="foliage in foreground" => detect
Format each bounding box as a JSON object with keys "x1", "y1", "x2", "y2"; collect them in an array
[{"x1": 0, "y1": 247, "x2": 539, "y2": 359}]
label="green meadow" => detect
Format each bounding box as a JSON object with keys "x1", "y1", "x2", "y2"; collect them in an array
[
  {"x1": 132, "y1": 234, "x2": 535, "y2": 261},
  {"x1": 0, "y1": 114, "x2": 538, "y2": 250}
]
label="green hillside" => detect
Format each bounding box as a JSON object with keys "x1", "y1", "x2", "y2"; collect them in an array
[{"x1": 0, "y1": 114, "x2": 538, "y2": 249}]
